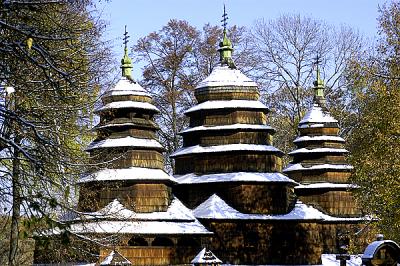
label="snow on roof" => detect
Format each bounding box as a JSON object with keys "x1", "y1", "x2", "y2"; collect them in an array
[
  {"x1": 193, "y1": 194, "x2": 244, "y2": 219},
  {"x1": 283, "y1": 163, "x2": 353, "y2": 173},
  {"x1": 296, "y1": 182, "x2": 359, "y2": 190},
  {"x1": 171, "y1": 144, "x2": 282, "y2": 157},
  {"x1": 86, "y1": 136, "x2": 163, "y2": 151},
  {"x1": 99, "y1": 250, "x2": 131, "y2": 266},
  {"x1": 51, "y1": 220, "x2": 212, "y2": 235},
  {"x1": 299, "y1": 104, "x2": 338, "y2": 124},
  {"x1": 299, "y1": 123, "x2": 325, "y2": 128},
  {"x1": 191, "y1": 248, "x2": 222, "y2": 264},
  {"x1": 321, "y1": 254, "x2": 362, "y2": 266},
  {"x1": 103, "y1": 77, "x2": 149, "y2": 97},
  {"x1": 293, "y1": 135, "x2": 345, "y2": 143},
  {"x1": 196, "y1": 65, "x2": 257, "y2": 88},
  {"x1": 175, "y1": 172, "x2": 297, "y2": 185},
  {"x1": 193, "y1": 194, "x2": 366, "y2": 222},
  {"x1": 184, "y1": 100, "x2": 268, "y2": 114},
  {"x1": 78, "y1": 167, "x2": 176, "y2": 183},
  {"x1": 95, "y1": 101, "x2": 159, "y2": 113},
  {"x1": 180, "y1": 124, "x2": 274, "y2": 134},
  {"x1": 76, "y1": 197, "x2": 196, "y2": 221},
  {"x1": 288, "y1": 147, "x2": 348, "y2": 155}
]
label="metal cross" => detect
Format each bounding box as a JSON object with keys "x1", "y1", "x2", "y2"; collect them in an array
[
  {"x1": 314, "y1": 54, "x2": 322, "y2": 68},
  {"x1": 123, "y1": 25, "x2": 130, "y2": 49},
  {"x1": 221, "y1": 4, "x2": 228, "y2": 31}
]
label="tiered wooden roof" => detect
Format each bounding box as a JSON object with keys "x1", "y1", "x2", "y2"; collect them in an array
[
  {"x1": 283, "y1": 71, "x2": 361, "y2": 217},
  {"x1": 58, "y1": 36, "x2": 211, "y2": 265},
  {"x1": 172, "y1": 35, "x2": 296, "y2": 214}
]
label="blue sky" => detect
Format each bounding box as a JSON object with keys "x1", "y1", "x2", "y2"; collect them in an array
[{"x1": 98, "y1": 0, "x2": 387, "y2": 77}]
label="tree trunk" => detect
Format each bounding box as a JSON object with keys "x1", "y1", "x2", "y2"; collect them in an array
[{"x1": 8, "y1": 137, "x2": 21, "y2": 266}]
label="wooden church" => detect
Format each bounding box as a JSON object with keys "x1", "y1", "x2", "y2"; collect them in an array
[{"x1": 35, "y1": 15, "x2": 372, "y2": 266}]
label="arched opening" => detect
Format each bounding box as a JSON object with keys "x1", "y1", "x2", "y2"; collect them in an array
[
  {"x1": 128, "y1": 236, "x2": 148, "y2": 246},
  {"x1": 151, "y1": 237, "x2": 174, "y2": 246}
]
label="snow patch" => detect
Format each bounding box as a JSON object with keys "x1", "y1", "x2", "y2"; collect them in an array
[
  {"x1": 288, "y1": 147, "x2": 348, "y2": 155},
  {"x1": 86, "y1": 136, "x2": 163, "y2": 151},
  {"x1": 180, "y1": 124, "x2": 274, "y2": 134},
  {"x1": 283, "y1": 163, "x2": 353, "y2": 172},
  {"x1": 175, "y1": 172, "x2": 296, "y2": 184},
  {"x1": 77, "y1": 198, "x2": 196, "y2": 221},
  {"x1": 191, "y1": 248, "x2": 223, "y2": 264},
  {"x1": 78, "y1": 167, "x2": 176, "y2": 183},
  {"x1": 293, "y1": 135, "x2": 345, "y2": 143},
  {"x1": 296, "y1": 182, "x2": 359, "y2": 189},
  {"x1": 95, "y1": 101, "x2": 159, "y2": 113},
  {"x1": 321, "y1": 254, "x2": 362, "y2": 266},
  {"x1": 193, "y1": 195, "x2": 366, "y2": 222},
  {"x1": 171, "y1": 144, "x2": 282, "y2": 157},
  {"x1": 184, "y1": 100, "x2": 268, "y2": 114},
  {"x1": 299, "y1": 104, "x2": 338, "y2": 124},
  {"x1": 103, "y1": 77, "x2": 148, "y2": 97},
  {"x1": 196, "y1": 66, "x2": 257, "y2": 88}
]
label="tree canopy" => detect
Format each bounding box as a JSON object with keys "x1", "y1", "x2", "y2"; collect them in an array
[
  {"x1": 0, "y1": 0, "x2": 110, "y2": 264},
  {"x1": 347, "y1": 0, "x2": 400, "y2": 242}
]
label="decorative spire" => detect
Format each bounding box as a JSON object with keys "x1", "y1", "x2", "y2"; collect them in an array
[
  {"x1": 313, "y1": 55, "x2": 325, "y2": 106},
  {"x1": 218, "y1": 5, "x2": 236, "y2": 69},
  {"x1": 121, "y1": 25, "x2": 133, "y2": 80}
]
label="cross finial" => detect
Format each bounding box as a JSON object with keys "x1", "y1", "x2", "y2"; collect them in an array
[
  {"x1": 221, "y1": 4, "x2": 228, "y2": 31},
  {"x1": 312, "y1": 53, "x2": 325, "y2": 106},
  {"x1": 121, "y1": 25, "x2": 133, "y2": 80},
  {"x1": 123, "y1": 25, "x2": 130, "y2": 50}
]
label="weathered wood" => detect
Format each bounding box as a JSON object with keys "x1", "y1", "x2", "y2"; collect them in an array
[
  {"x1": 299, "y1": 191, "x2": 362, "y2": 217},
  {"x1": 175, "y1": 153, "x2": 282, "y2": 175},
  {"x1": 189, "y1": 110, "x2": 268, "y2": 127},
  {"x1": 195, "y1": 86, "x2": 259, "y2": 103},
  {"x1": 102, "y1": 94, "x2": 152, "y2": 104},
  {"x1": 183, "y1": 131, "x2": 274, "y2": 146}
]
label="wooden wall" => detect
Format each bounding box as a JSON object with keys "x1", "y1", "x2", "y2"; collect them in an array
[
  {"x1": 195, "y1": 86, "x2": 259, "y2": 103},
  {"x1": 175, "y1": 153, "x2": 282, "y2": 175},
  {"x1": 189, "y1": 110, "x2": 267, "y2": 127}
]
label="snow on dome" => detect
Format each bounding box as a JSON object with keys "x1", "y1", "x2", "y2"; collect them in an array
[
  {"x1": 191, "y1": 248, "x2": 222, "y2": 264},
  {"x1": 283, "y1": 163, "x2": 353, "y2": 173},
  {"x1": 76, "y1": 197, "x2": 196, "y2": 221},
  {"x1": 193, "y1": 195, "x2": 366, "y2": 222},
  {"x1": 86, "y1": 136, "x2": 163, "y2": 151},
  {"x1": 293, "y1": 135, "x2": 345, "y2": 143},
  {"x1": 175, "y1": 172, "x2": 297, "y2": 185},
  {"x1": 103, "y1": 76, "x2": 148, "y2": 97},
  {"x1": 78, "y1": 167, "x2": 177, "y2": 183},
  {"x1": 180, "y1": 124, "x2": 274, "y2": 134},
  {"x1": 288, "y1": 147, "x2": 348, "y2": 156},
  {"x1": 299, "y1": 104, "x2": 338, "y2": 125},
  {"x1": 196, "y1": 65, "x2": 257, "y2": 88},
  {"x1": 184, "y1": 100, "x2": 268, "y2": 114},
  {"x1": 171, "y1": 144, "x2": 282, "y2": 157},
  {"x1": 95, "y1": 101, "x2": 159, "y2": 113}
]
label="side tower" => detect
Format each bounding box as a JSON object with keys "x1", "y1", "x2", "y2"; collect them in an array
[
  {"x1": 283, "y1": 66, "x2": 368, "y2": 252},
  {"x1": 52, "y1": 30, "x2": 211, "y2": 265}
]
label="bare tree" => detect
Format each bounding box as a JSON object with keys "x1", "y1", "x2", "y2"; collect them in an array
[{"x1": 249, "y1": 14, "x2": 363, "y2": 155}]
